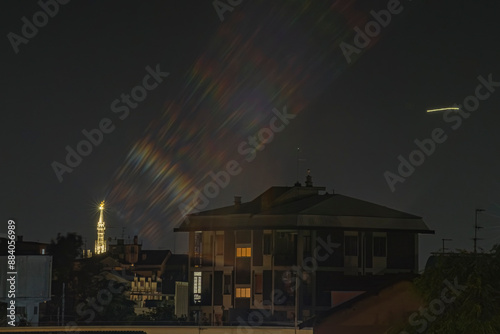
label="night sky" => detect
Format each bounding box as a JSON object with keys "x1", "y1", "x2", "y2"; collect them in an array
[{"x1": 2, "y1": 0, "x2": 500, "y2": 269}]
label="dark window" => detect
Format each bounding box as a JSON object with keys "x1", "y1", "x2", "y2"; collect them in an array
[
  {"x1": 214, "y1": 271, "x2": 223, "y2": 305},
  {"x1": 263, "y1": 270, "x2": 272, "y2": 302},
  {"x1": 344, "y1": 235, "x2": 358, "y2": 256},
  {"x1": 253, "y1": 230, "x2": 263, "y2": 266},
  {"x1": 18, "y1": 307, "x2": 26, "y2": 316},
  {"x1": 236, "y1": 257, "x2": 251, "y2": 284},
  {"x1": 373, "y1": 236, "x2": 387, "y2": 257},
  {"x1": 275, "y1": 232, "x2": 297, "y2": 266},
  {"x1": 224, "y1": 275, "x2": 231, "y2": 294},
  {"x1": 255, "y1": 274, "x2": 263, "y2": 294},
  {"x1": 303, "y1": 236, "x2": 311, "y2": 254},
  {"x1": 224, "y1": 231, "x2": 235, "y2": 266},
  {"x1": 194, "y1": 232, "x2": 202, "y2": 266},
  {"x1": 263, "y1": 234, "x2": 272, "y2": 255}
]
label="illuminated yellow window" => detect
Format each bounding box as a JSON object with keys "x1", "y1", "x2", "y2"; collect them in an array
[
  {"x1": 236, "y1": 247, "x2": 251, "y2": 257},
  {"x1": 235, "y1": 287, "x2": 251, "y2": 298}
]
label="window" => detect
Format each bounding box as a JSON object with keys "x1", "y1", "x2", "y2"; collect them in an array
[
  {"x1": 263, "y1": 234, "x2": 272, "y2": 255},
  {"x1": 254, "y1": 274, "x2": 263, "y2": 294},
  {"x1": 237, "y1": 247, "x2": 251, "y2": 257},
  {"x1": 303, "y1": 236, "x2": 311, "y2": 253},
  {"x1": 194, "y1": 232, "x2": 202, "y2": 266},
  {"x1": 17, "y1": 307, "x2": 26, "y2": 317},
  {"x1": 224, "y1": 274, "x2": 232, "y2": 294},
  {"x1": 344, "y1": 235, "x2": 358, "y2": 256},
  {"x1": 216, "y1": 234, "x2": 224, "y2": 255},
  {"x1": 235, "y1": 287, "x2": 251, "y2": 298},
  {"x1": 373, "y1": 236, "x2": 387, "y2": 257},
  {"x1": 193, "y1": 272, "x2": 202, "y2": 303}
]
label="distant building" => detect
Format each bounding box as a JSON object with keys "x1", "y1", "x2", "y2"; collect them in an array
[
  {"x1": 108, "y1": 235, "x2": 142, "y2": 263},
  {"x1": 0, "y1": 235, "x2": 49, "y2": 255},
  {"x1": 174, "y1": 176, "x2": 434, "y2": 325},
  {"x1": 0, "y1": 255, "x2": 52, "y2": 326},
  {"x1": 99, "y1": 237, "x2": 189, "y2": 316},
  {"x1": 0, "y1": 235, "x2": 52, "y2": 326}
]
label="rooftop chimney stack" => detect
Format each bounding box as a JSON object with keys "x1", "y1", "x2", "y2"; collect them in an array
[{"x1": 234, "y1": 196, "x2": 242, "y2": 209}]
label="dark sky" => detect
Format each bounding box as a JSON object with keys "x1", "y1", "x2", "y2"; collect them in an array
[{"x1": 2, "y1": 0, "x2": 500, "y2": 269}]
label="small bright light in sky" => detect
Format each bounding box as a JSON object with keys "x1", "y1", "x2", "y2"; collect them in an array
[{"x1": 427, "y1": 107, "x2": 460, "y2": 113}]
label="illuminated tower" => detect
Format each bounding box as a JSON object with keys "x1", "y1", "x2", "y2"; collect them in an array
[{"x1": 94, "y1": 201, "x2": 106, "y2": 254}]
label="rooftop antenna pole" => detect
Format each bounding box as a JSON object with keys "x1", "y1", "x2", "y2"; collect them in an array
[
  {"x1": 296, "y1": 147, "x2": 300, "y2": 184},
  {"x1": 295, "y1": 147, "x2": 306, "y2": 186},
  {"x1": 474, "y1": 209, "x2": 485, "y2": 254}
]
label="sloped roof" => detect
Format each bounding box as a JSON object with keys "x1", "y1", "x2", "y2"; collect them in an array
[
  {"x1": 175, "y1": 186, "x2": 433, "y2": 233},
  {"x1": 299, "y1": 274, "x2": 421, "y2": 329},
  {"x1": 135, "y1": 250, "x2": 171, "y2": 266}
]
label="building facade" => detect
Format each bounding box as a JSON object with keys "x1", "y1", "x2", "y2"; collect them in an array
[{"x1": 174, "y1": 181, "x2": 433, "y2": 325}]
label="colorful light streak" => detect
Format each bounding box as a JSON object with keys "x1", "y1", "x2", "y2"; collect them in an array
[{"x1": 104, "y1": 0, "x2": 418, "y2": 247}]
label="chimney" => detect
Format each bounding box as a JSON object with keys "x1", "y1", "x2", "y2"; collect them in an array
[
  {"x1": 305, "y1": 169, "x2": 313, "y2": 187},
  {"x1": 234, "y1": 196, "x2": 242, "y2": 209}
]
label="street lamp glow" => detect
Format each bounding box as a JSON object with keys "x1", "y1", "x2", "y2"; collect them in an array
[{"x1": 426, "y1": 107, "x2": 460, "y2": 113}]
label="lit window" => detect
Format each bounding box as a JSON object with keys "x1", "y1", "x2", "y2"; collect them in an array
[
  {"x1": 193, "y1": 272, "x2": 202, "y2": 303},
  {"x1": 237, "y1": 247, "x2": 251, "y2": 257},
  {"x1": 235, "y1": 287, "x2": 251, "y2": 298}
]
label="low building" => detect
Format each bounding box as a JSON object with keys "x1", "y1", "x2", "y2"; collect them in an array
[{"x1": 0, "y1": 255, "x2": 52, "y2": 326}]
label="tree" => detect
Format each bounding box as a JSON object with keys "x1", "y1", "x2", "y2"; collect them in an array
[
  {"x1": 391, "y1": 245, "x2": 500, "y2": 333},
  {"x1": 134, "y1": 300, "x2": 176, "y2": 322},
  {"x1": 75, "y1": 272, "x2": 136, "y2": 325},
  {"x1": 48, "y1": 232, "x2": 83, "y2": 282},
  {"x1": 45, "y1": 233, "x2": 83, "y2": 324}
]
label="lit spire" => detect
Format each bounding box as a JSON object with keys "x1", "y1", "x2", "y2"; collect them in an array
[{"x1": 95, "y1": 201, "x2": 106, "y2": 254}]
